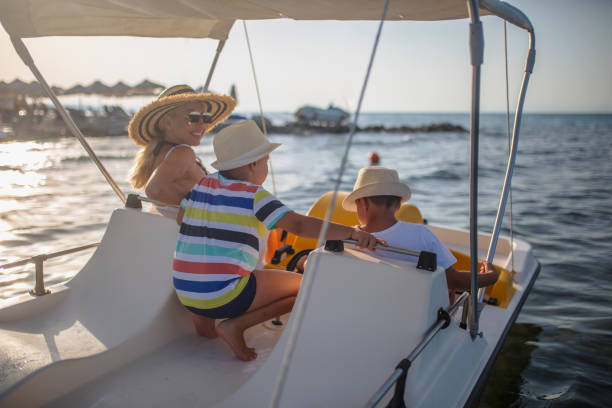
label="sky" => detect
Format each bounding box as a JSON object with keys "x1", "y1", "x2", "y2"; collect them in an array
[{"x1": 1, "y1": 0, "x2": 611, "y2": 113}]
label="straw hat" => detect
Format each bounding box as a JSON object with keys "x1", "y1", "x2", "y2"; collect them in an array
[
  {"x1": 128, "y1": 84, "x2": 236, "y2": 146},
  {"x1": 211, "y1": 120, "x2": 281, "y2": 171},
  {"x1": 342, "y1": 166, "x2": 411, "y2": 211}
]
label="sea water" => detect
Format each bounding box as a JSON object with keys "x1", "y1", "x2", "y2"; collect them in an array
[{"x1": 1, "y1": 113, "x2": 611, "y2": 407}]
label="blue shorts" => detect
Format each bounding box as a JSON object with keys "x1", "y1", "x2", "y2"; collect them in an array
[{"x1": 186, "y1": 273, "x2": 257, "y2": 319}]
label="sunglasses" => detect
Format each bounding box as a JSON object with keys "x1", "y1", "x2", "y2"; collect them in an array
[{"x1": 187, "y1": 111, "x2": 213, "y2": 124}]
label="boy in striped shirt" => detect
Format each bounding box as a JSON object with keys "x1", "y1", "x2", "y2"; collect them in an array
[{"x1": 174, "y1": 120, "x2": 382, "y2": 361}]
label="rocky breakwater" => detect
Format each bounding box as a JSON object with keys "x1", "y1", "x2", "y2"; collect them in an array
[{"x1": 266, "y1": 121, "x2": 468, "y2": 135}]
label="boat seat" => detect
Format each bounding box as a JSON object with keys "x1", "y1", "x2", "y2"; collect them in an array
[
  {"x1": 219, "y1": 246, "x2": 450, "y2": 407},
  {"x1": 449, "y1": 249, "x2": 515, "y2": 308},
  {"x1": 0, "y1": 208, "x2": 296, "y2": 406},
  {"x1": 0, "y1": 208, "x2": 192, "y2": 402}
]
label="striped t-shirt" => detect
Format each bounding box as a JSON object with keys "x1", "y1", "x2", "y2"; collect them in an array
[{"x1": 173, "y1": 172, "x2": 291, "y2": 311}]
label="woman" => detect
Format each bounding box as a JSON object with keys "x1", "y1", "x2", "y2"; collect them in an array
[{"x1": 128, "y1": 85, "x2": 236, "y2": 216}]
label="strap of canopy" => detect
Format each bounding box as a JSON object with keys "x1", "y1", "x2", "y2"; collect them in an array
[
  {"x1": 203, "y1": 39, "x2": 227, "y2": 92},
  {"x1": 242, "y1": 20, "x2": 278, "y2": 196}
]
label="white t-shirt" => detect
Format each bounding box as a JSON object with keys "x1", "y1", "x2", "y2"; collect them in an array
[{"x1": 371, "y1": 221, "x2": 456, "y2": 269}]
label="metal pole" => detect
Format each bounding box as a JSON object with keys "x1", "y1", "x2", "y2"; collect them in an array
[
  {"x1": 1, "y1": 243, "x2": 99, "y2": 296},
  {"x1": 32, "y1": 256, "x2": 48, "y2": 296},
  {"x1": 367, "y1": 368, "x2": 404, "y2": 407},
  {"x1": 269, "y1": 3, "x2": 391, "y2": 406},
  {"x1": 466, "y1": 0, "x2": 484, "y2": 339},
  {"x1": 344, "y1": 239, "x2": 421, "y2": 258},
  {"x1": 9, "y1": 36, "x2": 126, "y2": 204},
  {"x1": 478, "y1": 31, "x2": 534, "y2": 303},
  {"x1": 484, "y1": 34, "x2": 535, "y2": 263},
  {"x1": 203, "y1": 39, "x2": 226, "y2": 92}
]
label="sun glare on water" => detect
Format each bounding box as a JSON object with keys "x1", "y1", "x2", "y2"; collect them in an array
[{"x1": 0, "y1": 141, "x2": 57, "y2": 209}]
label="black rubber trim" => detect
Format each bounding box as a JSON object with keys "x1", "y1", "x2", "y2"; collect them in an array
[
  {"x1": 125, "y1": 193, "x2": 142, "y2": 209},
  {"x1": 386, "y1": 358, "x2": 411, "y2": 408},
  {"x1": 438, "y1": 308, "x2": 451, "y2": 330}
]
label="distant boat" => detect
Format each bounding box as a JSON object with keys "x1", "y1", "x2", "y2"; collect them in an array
[
  {"x1": 215, "y1": 113, "x2": 248, "y2": 132},
  {"x1": 295, "y1": 104, "x2": 349, "y2": 127}
]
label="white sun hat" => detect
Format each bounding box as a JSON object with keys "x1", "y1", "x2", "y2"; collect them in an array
[
  {"x1": 211, "y1": 120, "x2": 281, "y2": 171},
  {"x1": 342, "y1": 166, "x2": 411, "y2": 211}
]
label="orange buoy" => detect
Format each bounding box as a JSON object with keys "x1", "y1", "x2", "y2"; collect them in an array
[{"x1": 369, "y1": 151, "x2": 380, "y2": 165}]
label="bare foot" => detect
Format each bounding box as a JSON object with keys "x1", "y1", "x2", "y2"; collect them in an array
[
  {"x1": 191, "y1": 314, "x2": 218, "y2": 338},
  {"x1": 216, "y1": 319, "x2": 257, "y2": 361}
]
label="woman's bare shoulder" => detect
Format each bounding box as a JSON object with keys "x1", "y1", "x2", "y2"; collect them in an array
[
  {"x1": 158, "y1": 145, "x2": 196, "y2": 168},
  {"x1": 167, "y1": 145, "x2": 196, "y2": 159}
]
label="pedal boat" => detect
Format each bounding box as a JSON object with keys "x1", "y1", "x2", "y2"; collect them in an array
[{"x1": 0, "y1": 0, "x2": 539, "y2": 406}]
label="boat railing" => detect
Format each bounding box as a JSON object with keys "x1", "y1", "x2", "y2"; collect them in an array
[
  {"x1": 365, "y1": 291, "x2": 470, "y2": 408},
  {"x1": 341, "y1": 239, "x2": 437, "y2": 271},
  {"x1": 126, "y1": 194, "x2": 179, "y2": 210},
  {"x1": 0, "y1": 243, "x2": 99, "y2": 296}
]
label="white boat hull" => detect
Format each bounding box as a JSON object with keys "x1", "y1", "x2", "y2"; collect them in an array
[{"x1": 0, "y1": 208, "x2": 539, "y2": 407}]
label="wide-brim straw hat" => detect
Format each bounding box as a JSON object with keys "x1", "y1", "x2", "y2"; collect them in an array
[
  {"x1": 211, "y1": 120, "x2": 281, "y2": 171},
  {"x1": 128, "y1": 84, "x2": 236, "y2": 146},
  {"x1": 342, "y1": 166, "x2": 411, "y2": 211}
]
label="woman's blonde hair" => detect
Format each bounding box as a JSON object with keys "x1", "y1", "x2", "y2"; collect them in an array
[
  {"x1": 129, "y1": 140, "x2": 160, "y2": 189},
  {"x1": 129, "y1": 107, "x2": 178, "y2": 189}
]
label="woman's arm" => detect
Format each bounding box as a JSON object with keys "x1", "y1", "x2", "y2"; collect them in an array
[{"x1": 274, "y1": 211, "x2": 384, "y2": 250}]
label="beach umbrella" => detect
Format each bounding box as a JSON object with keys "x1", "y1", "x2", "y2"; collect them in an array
[
  {"x1": 129, "y1": 79, "x2": 164, "y2": 96},
  {"x1": 1, "y1": 79, "x2": 44, "y2": 97},
  {"x1": 51, "y1": 85, "x2": 65, "y2": 95},
  {"x1": 84, "y1": 80, "x2": 113, "y2": 96},
  {"x1": 1, "y1": 79, "x2": 63, "y2": 97},
  {"x1": 0, "y1": 81, "x2": 9, "y2": 95},
  {"x1": 65, "y1": 84, "x2": 88, "y2": 95},
  {"x1": 6, "y1": 79, "x2": 30, "y2": 95},
  {"x1": 25, "y1": 81, "x2": 45, "y2": 97},
  {"x1": 110, "y1": 81, "x2": 131, "y2": 97}
]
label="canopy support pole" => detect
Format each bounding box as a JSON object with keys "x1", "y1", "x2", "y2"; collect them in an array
[
  {"x1": 268, "y1": 1, "x2": 390, "y2": 406},
  {"x1": 466, "y1": 0, "x2": 484, "y2": 339},
  {"x1": 9, "y1": 36, "x2": 126, "y2": 204},
  {"x1": 203, "y1": 39, "x2": 226, "y2": 92},
  {"x1": 479, "y1": 30, "x2": 535, "y2": 303}
]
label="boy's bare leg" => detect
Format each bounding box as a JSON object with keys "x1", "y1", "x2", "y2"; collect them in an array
[
  {"x1": 191, "y1": 314, "x2": 218, "y2": 338},
  {"x1": 216, "y1": 269, "x2": 301, "y2": 361},
  {"x1": 216, "y1": 296, "x2": 297, "y2": 361}
]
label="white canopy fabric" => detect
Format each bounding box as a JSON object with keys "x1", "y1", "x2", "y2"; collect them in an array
[{"x1": 0, "y1": 0, "x2": 495, "y2": 40}]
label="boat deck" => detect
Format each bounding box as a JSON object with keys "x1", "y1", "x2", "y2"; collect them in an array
[{"x1": 47, "y1": 317, "x2": 287, "y2": 407}]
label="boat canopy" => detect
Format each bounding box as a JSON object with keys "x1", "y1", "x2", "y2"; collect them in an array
[{"x1": 0, "y1": 0, "x2": 521, "y2": 40}]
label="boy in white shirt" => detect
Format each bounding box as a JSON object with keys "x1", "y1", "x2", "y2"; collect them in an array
[{"x1": 342, "y1": 166, "x2": 498, "y2": 303}]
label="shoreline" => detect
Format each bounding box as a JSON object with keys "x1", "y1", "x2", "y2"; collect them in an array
[{"x1": 2, "y1": 120, "x2": 468, "y2": 142}]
